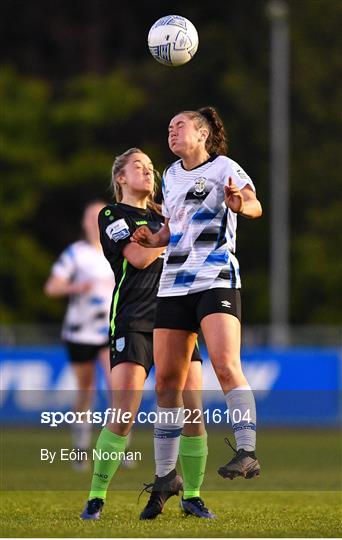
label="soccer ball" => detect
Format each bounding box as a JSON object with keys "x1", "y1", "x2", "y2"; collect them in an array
[{"x1": 148, "y1": 15, "x2": 199, "y2": 67}]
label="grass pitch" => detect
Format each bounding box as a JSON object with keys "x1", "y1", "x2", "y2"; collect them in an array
[
  {"x1": 1, "y1": 428, "x2": 341, "y2": 537},
  {"x1": 2, "y1": 490, "x2": 341, "y2": 538}
]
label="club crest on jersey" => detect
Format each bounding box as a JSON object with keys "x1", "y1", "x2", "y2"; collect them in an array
[{"x1": 193, "y1": 177, "x2": 206, "y2": 197}]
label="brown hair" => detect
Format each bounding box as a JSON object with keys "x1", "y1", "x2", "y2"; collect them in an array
[
  {"x1": 111, "y1": 148, "x2": 161, "y2": 214},
  {"x1": 180, "y1": 106, "x2": 228, "y2": 155}
]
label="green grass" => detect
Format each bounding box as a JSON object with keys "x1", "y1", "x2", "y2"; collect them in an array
[
  {"x1": 1, "y1": 491, "x2": 341, "y2": 537},
  {"x1": 1, "y1": 428, "x2": 341, "y2": 537}
]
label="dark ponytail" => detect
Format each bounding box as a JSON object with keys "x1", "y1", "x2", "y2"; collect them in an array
[{"x1": 197, "y1": 106, "x2": 228, "y2": 155}]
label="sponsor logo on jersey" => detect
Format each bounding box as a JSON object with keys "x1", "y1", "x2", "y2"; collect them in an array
[
  {"x1": 173, "y1": 207, "x2": 188, "y2": 227},
  {"x1": 106, "y1": 219, "x2": 130, "y2": 242},
  {"x1": 221, "y1": 300, "x2": 231, "y2": 308},
  {"x1": 116, "y1": 337, "x2": 125, "y2": 352},
  {"x1": 236, "y1": 169, "x2": 248, "y2": 180},
  {"x1": 193, "y1": 177, "x2": 207, "y2": 197}
]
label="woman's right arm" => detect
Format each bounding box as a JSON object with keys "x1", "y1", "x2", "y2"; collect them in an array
[
  {"x1": 122, "y1": 243, "x2": 166, "y2": 270},
  {"x1": 44, "y1": 275, "x2": 91, "y2": 297},
  {"x1": 99, "y1": 206, "x2": 169, "y2": 271},
  {"x1": 130, "y1": 220, "x2": 170, "y2": 248}
]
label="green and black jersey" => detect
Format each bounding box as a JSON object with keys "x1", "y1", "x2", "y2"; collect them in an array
[{"x1": 98, "y1": 203, "x2": 164, "y2": 336}]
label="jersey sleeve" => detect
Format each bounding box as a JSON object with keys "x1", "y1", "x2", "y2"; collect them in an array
[
  {"x1": 98, "y1": 205, "x2": 136, "y2": 261},
  {"x1": 161, "y1": 172, "x2": 170, "y2": 219},
  {"x1": 229, "y1": 160, "x2": 256, "y2": 192},
  {"x1": 51, "y1": 245, "x2": 77, "y2": 281}
]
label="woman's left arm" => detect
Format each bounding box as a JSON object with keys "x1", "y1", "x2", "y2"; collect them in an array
[{"x1": 224, "y1": 178, "x2": 262, "y2": 219}]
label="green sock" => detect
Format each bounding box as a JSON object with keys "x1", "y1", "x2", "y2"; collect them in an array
[
  {"x1": 179, "y1": 433, "x2": 208, "y2": 500},
  {"x1": 89, "y1": 427, "x2": 127, "y2": 501}
]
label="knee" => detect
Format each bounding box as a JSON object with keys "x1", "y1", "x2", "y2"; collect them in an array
[
  {"x1": 155, "y1": 370, "x2": 182, "y2": 392},
  {"x1": 155, "y1": 380, "x2": 178, "y2": 399},
  {"x1": 155, "y1": 376, "x2": 183, "y2": 405},
  {"x1": 213, "y1": 359, "x2": 242, "y2": 386}
]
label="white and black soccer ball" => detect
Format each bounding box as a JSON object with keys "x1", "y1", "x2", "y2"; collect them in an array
[{"x1": 148, "y1": 15, "x2": 199, "y2": 67}]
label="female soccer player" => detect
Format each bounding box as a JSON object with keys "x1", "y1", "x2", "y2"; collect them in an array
[
  {"x1": 44, "y1": 200, "x2": 114, "y2": 466},
  {"x1": 80, "y1": 148, "x2": 214, "y2": 521},
  {"x1": 132, "y1": 107, "x2": 263, "y2": 494}
]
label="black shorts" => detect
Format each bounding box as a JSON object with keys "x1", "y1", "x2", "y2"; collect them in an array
[
  {"x1": 154, "y1": 288, "x2": 241, "y2": 332},
  {"x1": 64, "y1": 341, "x2": 109, "y2": 364},
  {"x1": 110, "y1": 332, "x2": 202, "y2": 375}
]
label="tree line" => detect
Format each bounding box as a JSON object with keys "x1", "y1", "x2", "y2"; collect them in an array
[{"x1": 1, "y1": 0, "x2": 341, "y2": 324}]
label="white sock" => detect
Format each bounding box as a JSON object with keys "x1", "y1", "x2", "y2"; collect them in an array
[
  {"x1": 224, "y1": 384, "x2": 256, "y2": 451},
  {"x1": 154, "y1": 406, "x2": 184, "y2": 477},
  {"x1": 71, "y1": 421, "x2": 92, "y2": 451}
]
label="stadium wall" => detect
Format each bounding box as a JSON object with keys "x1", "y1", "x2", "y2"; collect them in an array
[{"x1": 0, "y1": 345, "x2": 341, "y2": 426}]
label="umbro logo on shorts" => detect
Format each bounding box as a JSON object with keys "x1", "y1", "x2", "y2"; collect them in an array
[{"x1": 221, "y1": 300, "x2": 231, "y2": 308}]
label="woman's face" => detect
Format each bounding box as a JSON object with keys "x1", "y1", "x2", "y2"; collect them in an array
[
  {"x1": 120, "y1": 152, "x2": 155, "y2": 196},
  {"x1": 168, "y1": 113, "x2": 206, "y2": 156}
]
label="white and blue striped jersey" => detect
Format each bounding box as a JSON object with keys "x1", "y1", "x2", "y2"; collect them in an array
[
  {"x1": 158, "y1": 154, "x2": 255, "y2": 297},
  {"x1": 51, "y1": 240, "x2": 114, "y2": 344}
]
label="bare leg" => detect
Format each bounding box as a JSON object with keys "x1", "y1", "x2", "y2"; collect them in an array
[
  {"x1": 201, "y1": 313, "x2": 247, "y2": 393},
  {"x1": 154, "y1": 329, "x2": 198, "y2": 407},
  {"x1": 106, "y1": 362, "x2": 146, "y2": 436},
  {"x1": 86, "y1": 363, "x2": 147, "y2": 504},
  {"x1": 72, "y1": 361, "x2": 96, "y2": 412},
  {"x1": 201, "y1": 313, "x2": 258, "y2": 461},
  {"x1": 97, "y1": 346, "x2": 111, "y2": 403},
  {"x1": 70, "y1": 361, "x2": 95, "y2": 457}
]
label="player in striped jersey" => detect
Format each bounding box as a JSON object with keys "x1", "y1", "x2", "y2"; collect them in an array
[
  {"x1": 81, "y1": 148, "x2": 213, "y2": 520},
  {"x1": 132, "y1": 107, "x2": 263, "y2": 505},
  {"x1": 44, "y1": 200, "x2": 114, "y2": 468}
]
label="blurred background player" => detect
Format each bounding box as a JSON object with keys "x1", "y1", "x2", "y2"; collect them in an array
[
  {"x1": 132, "y1": 107, "x2": 263, "y2": 502},
  {"x1": 44, "y1": 200, "x2": 114, "y2": 468},
  {"x1": 80, "y1": 148, "x2": 214, "y2": 521}
]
